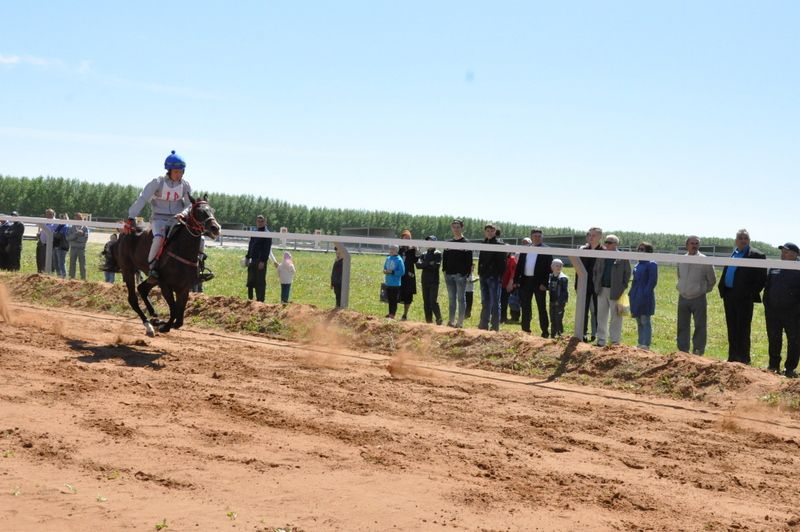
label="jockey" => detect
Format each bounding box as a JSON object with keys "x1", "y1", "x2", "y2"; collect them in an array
[{"x1": 126, "y1": 150, "x2": 192, "y2": 282}]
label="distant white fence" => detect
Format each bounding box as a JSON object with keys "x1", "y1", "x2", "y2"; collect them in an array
[{"x1": 6, "y1": 214, "x2": 798, "y2": 339}]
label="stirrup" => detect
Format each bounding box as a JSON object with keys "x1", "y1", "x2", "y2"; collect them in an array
[{"x1": 198, "y1": 271, "x2": 214, "y2": 282}]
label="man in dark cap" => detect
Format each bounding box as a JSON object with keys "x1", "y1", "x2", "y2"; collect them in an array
[
  {"x1": 764, "y1": 242, "x2": 800, "y2": 377},
  {"x1": 416, "y1": 235, "x2": 443, "y2": 325}
]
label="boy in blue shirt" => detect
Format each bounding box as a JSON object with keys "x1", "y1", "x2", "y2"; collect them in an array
[{"x1": 383, "y1": 244, "x2": 405, "y2": 319}]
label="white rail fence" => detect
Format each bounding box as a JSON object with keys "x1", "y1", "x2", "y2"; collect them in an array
[{"x1": 7, "y1": 215, "x2": 798, "y2": 339}]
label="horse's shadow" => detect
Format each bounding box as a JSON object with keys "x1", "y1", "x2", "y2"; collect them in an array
[{"x1": 68, "y1": 339, "x2": 166, "y2": 369}]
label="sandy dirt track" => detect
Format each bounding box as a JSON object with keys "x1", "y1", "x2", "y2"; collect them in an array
[{"x1": 2, "y1": 302, "x2": 800, "y2": 531}]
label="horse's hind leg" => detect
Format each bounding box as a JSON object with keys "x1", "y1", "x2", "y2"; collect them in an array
[
  {"x1": 173, "y1": 288, "x2": 191, "y2": 330},
  {"x1": 125, "y1": 273, "x2": 154, "y2": 337}
]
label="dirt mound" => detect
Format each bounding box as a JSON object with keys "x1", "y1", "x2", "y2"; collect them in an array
[{"x1": 2, "y1": 273, "x2": 792, "y2": 410}]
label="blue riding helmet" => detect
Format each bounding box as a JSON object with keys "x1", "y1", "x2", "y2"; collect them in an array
[{"x1": 164, "y1": 150, "x2": 186, "y2": 170}]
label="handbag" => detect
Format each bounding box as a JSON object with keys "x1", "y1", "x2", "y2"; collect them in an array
[
  {"x1": 616, "y1": 292, "x2": 631, "y2": 317},
  {"x1": 379, "y1": 283, "x2": 388, "y2": 303}
]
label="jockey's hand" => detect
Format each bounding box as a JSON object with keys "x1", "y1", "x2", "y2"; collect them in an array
[
  {"x1": 174, "y1": 212, "x2": 186, "y2": 221},
  {"x1": 123, "y1": 218, "x2": 136, "y2": 234}
]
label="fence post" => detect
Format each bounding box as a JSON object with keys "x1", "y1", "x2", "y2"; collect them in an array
[
  {"x1": 565, "y1": 253, "x2": 587, "y2": 339},
  {"x1": 338, "y1": 243, "x2": 351, "y2": 309},
  {"x1": 43, "y1": 226, "x2": 54, "y2": 275}
]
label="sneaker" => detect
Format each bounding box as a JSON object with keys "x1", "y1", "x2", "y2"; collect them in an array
[
  {"x1": 436, "y1": 319, "x2": 443, "y2": 325},
  {"x1": 785, "y1": 370, "x2": 798, "y2": 379},
  {"x1": 596, "y1": 340, "x2": 606, "y2": 347},
  {"x1": 768, "y1": 366, "x2": 781, "y2": 374},
  {"x1": 400, "y1": 315, "x2": 408, "y2": 321}
]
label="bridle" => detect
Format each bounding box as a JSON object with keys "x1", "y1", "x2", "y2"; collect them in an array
[
  {"x1": 183, "y1": 201, "x2": 219, "y2": 238},
  {"x1": 163, "y1": 201, "x2": 220, "y2": 269}
]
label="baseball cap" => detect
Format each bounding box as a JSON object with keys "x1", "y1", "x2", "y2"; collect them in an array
[{"x1": 779, "y1": 243, "x2": 800, "y2": 254}]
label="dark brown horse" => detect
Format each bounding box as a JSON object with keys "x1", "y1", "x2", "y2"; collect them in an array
[{"x1": 114, "y1": 196, "x2": 221, "y2": 336}]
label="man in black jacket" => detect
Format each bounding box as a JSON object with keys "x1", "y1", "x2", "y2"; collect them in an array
[
  {"x1": 246, "y1": 215, "x2": 276, "y2": 302},
  {"x1": 477, "y1": 224, "x2": 506, "y2": 331},
  {"x1": 442, "y1": 219, "x2": 472, "y2": 328},
  {"x1": 416, "y1": 235, "x2": 443, "y2": 325},
  {"x1": 718, "y1": 229, "x2": 767, "y2": 364},
  {"x1": 763, "y1": 243, "x2": 800, "y2": 377},
  {"x1": 514, "y1": 229, "x2": 553, "y2": 336}
]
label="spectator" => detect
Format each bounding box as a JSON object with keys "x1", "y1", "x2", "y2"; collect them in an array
[
  {"x1": 548, "y1": 258, "x2": 569, "y2": 337},
  {"x1": 592, "y1": 234, "x2": 631, "y2": 347},
  {"x1": 0, "y1": 212, "x2": 24, "y2": 271},
  {"x1": 763, "y1": 243, "x2": 800, "y2": 377},
  {"x1": 416, "y1": 235, "x2": 443, "y2": 325},
  {"x1": 245, "y1": 214, "x2": 277, "y2": 302},
  {"x1": 277, "y1": 251, "x2": 296, "y2": 304},
  {"x1": 577, "y1": 227, "x2": 603, "y2": 342},
  {"x1": 465, "y1": 265, "x2": 477, "y2": 319},
  {"x1": 331, "y1": 246, "x2": 344, "y2": 307},
  {"x1": 383, "y1": 244, "x2": 405, "y2": 319},
  {"x1": 514, "y1": 229, "x2": 553, "y2": 337},
  {"x1": 630, "y1": 242, "x2": 658, "y2": 350},
  {"x1": 477, "y1": 223, "x2": 506, "y2": 331},
  {"x1": 676, "y1": 236, "x2": 716, "y2": 355},
  {"x1": 36, "y1": 208, "x2": 56, "y2": 273},
  {"x1": 126, "y1": 150, "x2": 193, "y2": 283},
  {"x1": 67, "y1": 212, "x2": 90, "y2": 280},
  {"x1": 442, "y1": 219, "x2": 472, "y2": 328},
  {"x1": 53, "y1": 213, "x2": 70, "y2": 278},
  {"x1": 718, "y1": 229, "x2": 767, "y2": 364},
  {"x1": 101, "y1": 233, "x2": 118, "y2": 283},
  {"x1": 398, "y1": 229, "x2": 417, "y2": 320},
  {"x1": 500, "y1": 240, "x2": 519, "y2": 323},
  {"x1": 0, "y1": 216, "x2": 6, "y2": 270}
]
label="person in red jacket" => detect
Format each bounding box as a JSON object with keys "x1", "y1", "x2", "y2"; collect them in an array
[{"x1": 501, "y1": 246, "x2": 519, "y2": 323}]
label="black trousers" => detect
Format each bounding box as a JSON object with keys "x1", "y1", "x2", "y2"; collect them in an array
[
  {"x1": 582, "y1": 284, "x2": 598, "y2": 338},
  {"x1": 386, "y1": 286, "x2": 400, "y2": 316},
  {"x1": 247, "y1": 263, "x2": 267, "y2": 302},
  {"x1": 421, "y1": 282, "x2": 442, "y2": 323},
  {"x1": 6, "y1": 247, "x2": 21, "y2": 271},
  {"x1": 723, "y1": 295, "x2": 754, "y2": 364},
  {"x1": 465, "y1": 291, "x2": 474, "y2": 318},
  {"x1": 36, "y1": 241, "x2": 47, "y2": 273},
  {"x1": 520, "y1": 277, "x2": 549, "y2": 335},
  {"x1": 765, "y1": 306, "x2": 800, "y2": 372},
  {"x1": 333, "y1": 283, "x2": 342, "y2": 307}
]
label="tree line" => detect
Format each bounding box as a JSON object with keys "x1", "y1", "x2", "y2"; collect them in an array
[{"x1": 0, "y1": 175, "x2": 777, "y2": 254}]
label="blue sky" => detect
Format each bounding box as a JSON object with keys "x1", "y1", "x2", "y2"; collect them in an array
[{"x1": 1, "y1": 1, "x2": 798, "y2": 245}]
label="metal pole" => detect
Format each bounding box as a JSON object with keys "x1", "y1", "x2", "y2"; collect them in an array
[
  {"x1": 43, "y1": 226, "x2": 54, "y2": 275},
  {"x1": 338, "y1": 243, "x2": 351, "y2": 309},
  {"x1": 565, "y1": 253, "x2": 587, "y2": 340}
]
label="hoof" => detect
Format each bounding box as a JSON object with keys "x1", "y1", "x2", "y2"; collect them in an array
[
  {"x1": 144, "y1": 322, "x2": 155, "y2": 337},
  {"x1": 158, "y1": 323, "x2": 171, "y2": 334}
]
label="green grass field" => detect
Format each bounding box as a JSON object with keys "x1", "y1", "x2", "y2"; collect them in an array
[{"x1": 15, "y1": 239, "x2": 770, "y2": 367}]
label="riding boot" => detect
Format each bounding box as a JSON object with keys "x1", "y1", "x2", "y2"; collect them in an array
[{"x1": 147, "y1": 260, "x2": 160, "y2": 283}]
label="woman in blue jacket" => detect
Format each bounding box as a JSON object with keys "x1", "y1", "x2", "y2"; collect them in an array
[
  {"x1": 630, "y1": 242, "x2": 658, "y2": 349},
  {"x1": 383, "y1": 244, "x2": 406, "y2": 319}
]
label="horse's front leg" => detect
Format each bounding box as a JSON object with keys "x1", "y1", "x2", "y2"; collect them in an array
[
  {"x1": 172, "y1": 287, "x2": 191, "y2": 330},
  {"x1": 158, "y1": 284, "x2": 177, "y2": 333}
]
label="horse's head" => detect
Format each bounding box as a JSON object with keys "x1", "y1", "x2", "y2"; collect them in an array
[{"x1": 187, "y1": 193, "x2": 221, "y2": 239}]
